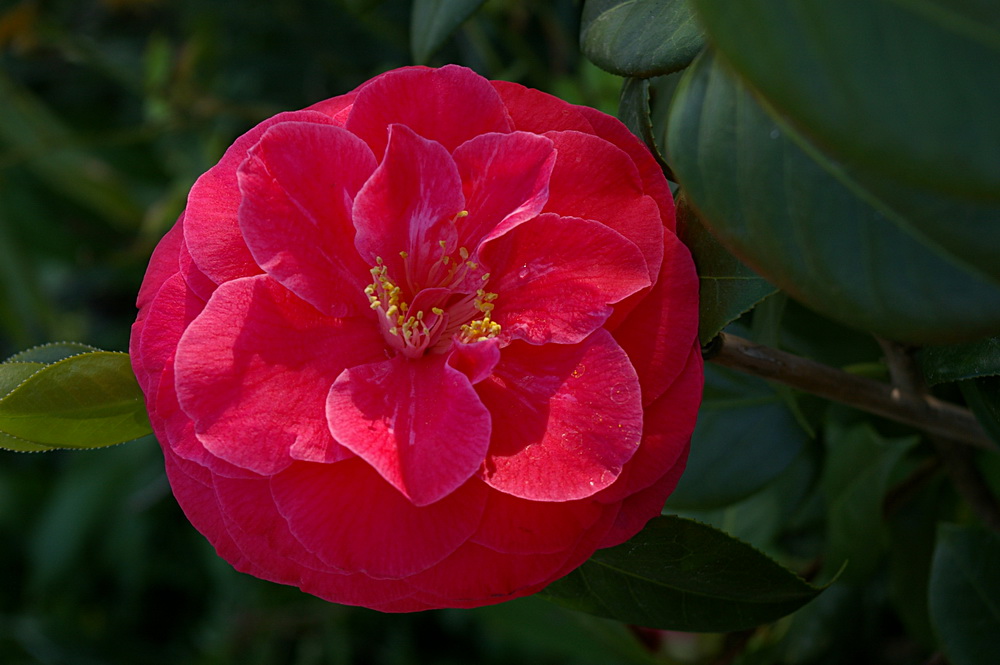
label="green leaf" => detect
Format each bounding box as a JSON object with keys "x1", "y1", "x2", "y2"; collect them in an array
[
  {"x1": 581, "y1": 0, "x2": 705, "y2": 77},
  {"x1": 666, "y1": 363, "x2": 809, "y2": 509},
  {"x1": 822, "y1": 422, "x2": 917, "y2": 581},
  {"x1": 542, "y1": 515, "x2": 825, "y2": 632},
  {"x1": 0, "y1": 351, "x2": 151, "y2": 449},
  {"x1": 929, "y1": 524, "x2": 1000, "y2": 665},
  {"x1": 5, "y1": 341, "x2": 102, "y2": 364},
  {"x1": 959, "y1": 377, "x2": 1000, "y2": 447},
  {"x1": 410, "y1": 0, "x2": 487, "y2": 64},
  {"x1": 688, "y1": 0, "x2": 1000, "y2": 204},
  {"x1": 919, "y1": 336, "x2": 1000, "y2": 384},
  {"x1": 617, "y1": 78, "x2": 663, "y2": 167},
  {"x1": 0, "y1": 361, "x2": 49, "y2": 452},
  {"x1": 675, "y1": 196, "x2": 777, "y2": 345},
  {"x1": 666, "y1": 50, "x2": 1000, "y2": 344}
]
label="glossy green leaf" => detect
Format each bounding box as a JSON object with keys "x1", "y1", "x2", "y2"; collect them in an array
[
  {"x1": 0, "y1": 351, "x2": 150, "y2": 449},
  {"x1": 919, "y1": 336, "x2": 1000, "y2": 385},
  {"x1": 618, "y1": 77, "x2": 664, "y2": 167},
  {"x1": 822, "y1": 422, "x2": 917, "y2": 582},
  {"x1": 689, "y1": 0, "x2": 1000, "y2": 203},
  {"x1": 929, "y1": 524, "x2": 1000, "y2": 665},
  {"x1": 5, "y1": 341, "x2": 102, "y2": 364},
  {"x1": 542, "y1": 515, "x2": 824, "y2": 632},
  {"x1": 666, "y1": 50, "x2": 1000, "y2": 344},
  {"x1": 410, "y1": 0, "x2": 487, "y2": 64},
  {"x1": 0, "y1": 361, "x2": 49, "y2": 452},
  {"x1": 667, "y1": 363, "x2": 809, "y2": 509},
  {"x1": 581, "y1": 0, "x2": 705, "y2": 77},
  {"x1": 676, "y1": 196, "x2": 777, "y2": 345}
]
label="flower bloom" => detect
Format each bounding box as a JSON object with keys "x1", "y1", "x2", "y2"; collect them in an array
[{"x1": 130, "y1": 65, "x2": 702, "y2": 611}]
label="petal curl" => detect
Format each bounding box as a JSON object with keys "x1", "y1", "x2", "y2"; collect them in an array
[
  {"x1": 327, "y1": 353, "x2": 491, "y2": 506},
  {"x1": 346, "y1": 65, "x2": 512, "y2": 160},
  {"x1": 478, "y1": 330, "x2": 644, "y2": 501},
  {"x1": 174, "y1": 275, "x2": 382, "y2": 474},
  {"x1": 238, "y1": 121, "x2": 377, "y2": 316},
  {"x1": 271, "y1": 459, "x2": 489, "y2": 578},
  {"x1": 136, "y1": 217, "x2": 183, "y2": 315},
  {"x1": 491, "y1": 80, "x2": 595, "y2": 133},
  {"x1": 480, "y1": 213, "x2": 650, "y2": 345}
]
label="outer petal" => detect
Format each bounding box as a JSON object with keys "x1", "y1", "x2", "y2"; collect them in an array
[
  {"x1": 451, "y1": 131, "x2": 555, "y2": 251},
  {"x1": 136, "y1": 217, "x2": 183, "y2": 316},
  {"x1": 478, "y1": 330, "x2": 644, "y2": 501},
  {"x1": 327, "y1": 353, "x2": 491, "y2": 506},
  {"x1": 543, "y1": 130, "x2": 664, "y2": 282},
  {"x1": 480, "y1": 213, "x2": 650, "y2": 345},
  {"x1": 352, "y1": 124, "x2": 465, "y2": 288},
  {"x1": 470, "y1": 490, "x2": 605, "y2": 555},
  {"x1": 271, "y1": 459, "x2": 489, "y2": 578},
  {"x1": 174, "y1": 275, "x2": 383, "y2": 474},
  {"x1": 345, "y1": 65, "x2": 513, "y2": 159},
  {"x1": 611, "y1": 232, "x2": 700, "y2": 405},
  {"x1": 238, "y1": 122, "x2": 377, "y2": 316},
  {"x1": 183, "y1": 110, "x2": 340, "y2": 286},
  {"x1": 491, "y1": 80, "x2": 595, "y2": 134},
  {"x1": 135, "y1": 273, "x2": 206, "y2": 401}
]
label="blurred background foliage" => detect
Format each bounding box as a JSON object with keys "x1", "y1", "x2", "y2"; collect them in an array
[{"x1": 0, "y1": 1, "x2": 646, "y2": 663}]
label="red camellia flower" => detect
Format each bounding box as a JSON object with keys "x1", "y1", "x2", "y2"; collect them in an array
[{"x1": 130, "y1": 65, "x2": 702, "y2": 611}]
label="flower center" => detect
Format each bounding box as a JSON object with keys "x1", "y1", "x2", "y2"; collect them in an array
[{"x1": 366, "y1": 256, "x2": 500, "y2": 358}]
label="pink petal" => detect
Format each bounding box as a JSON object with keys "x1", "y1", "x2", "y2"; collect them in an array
[
  {"x1": 178, "y1": 232, "x2": 218, "y2": 302},
  {"x1": 577, "y1": 105, "x2": 677, "y2": 232},
  {"x1": 271, "y1": 459, "x2": 489, "y2": 578},
  {"x1": 543, "y1": 130, "x2": 664, "y2": 282},
  {"x1": 174, "y1": 275, "x2": 382, "y2": 475},
  {"x1": 478, "y1": 331, "x2": 644, "y2": 501},
  {"x1": 135, "y1": 273, "x2": 207, "y2": 400},
  {"x1": 136, "y1": 217, "x2": 183, "y2": 315},
  {"x1": 326, "y1": 353, "x2": 491, "y2": 506},
  {"x1": 491, "y1": 80, "x2": 595, "y2": 133},
  {"x1": 238, "y1": 122, "x2": 377, "y2": 316},
  {"x1": 303, "y1": 90, "x2": 358, "y2": 122},
  {"x1": 451, "y1": 131, "x2": 555, "y2": 250},
  {"x1": 345, "y1": 65, "x2": 512, "y2": 160},
  {"x1": 183, "y1": 110, "x2": 340, "y2": 286},
  {"x1": 611, "y1": 232, "x2": 700, "y2": 405},
  {"x1": 595, "y1": 342, "x2": 702, "y2": 505},
  {"x1": 447, "y1": 337, "x2": 501, "y2": 385},
  {"x1": 480, "y1": 213, "x2": 650, "y2": 345},
  {"x1": 470, "y1": 490, "x2": 605, "y2": 555},
  {"x1": 352, "y1": 124, "x2": 465, "y2": 287}
]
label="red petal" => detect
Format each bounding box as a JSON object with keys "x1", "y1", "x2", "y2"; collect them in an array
[
  {"x1": 447, "y1": 338, "x2": 501, "y2": 385},
  {"x1": 302, "y1": 90, "x2": 358, "y2": 121},
  {"x1": 470, "y1": 490, "x2": 606, "y2": 555},
  {"x1": 478, "y1": 331, "x2": 644, "y2": 501},
  {"x1": 480, "y1": 213, "x2": 650, "y2": 345},
  {"x1": 352, "y1": 123, "x2": 465, "y2": 288},
  {"x1": 345, "y1": 65, "x2": 512, "y2": 160},
  {"x1": 451, "y1": 131, "x2": 555, "y2": 250},
  {"x1": 183, "y1": 110, "x2": 340, "y2": 286},
  {"x1": 491, "y1": 80, "x2": 595, "y2": 133},
  {"x1": 136, "y1": 217, "x2": 183, "y2": 315},
  {"x1": 612, "y1": 232, "x2": 700, "y2": 405},
  {"x1": 238, "y1": 122, "x2": 376, "y2": 316},
  {"x1": 543, "y1": 130, "x2": 664, "y2": 282},
  {"x1": 135, "y1": 273, "x2": 206, "y2": 400},
  {"x1": 326, "y1": 353, "x2": 491, "y2": 506},
  {"x1": 271, "y1": 459, "x2": 489, "y2": 578},
  {"x1": 174, "y1": 275, "x2": 382, "y2": 474}
]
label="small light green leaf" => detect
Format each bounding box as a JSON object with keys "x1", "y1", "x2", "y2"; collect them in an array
[
  {"x1": 542, "y1": 515, "x2": 825, "y2": 632},
  {"x1": 822, "y1": 422, "x2": 917, "y2": 581},
  {"x1": 667, "y1": 363, "x2": 810, "y2": 509},
  {"x1": 410, "y1": 0, "x2": 487, "y2": 64},
  {"x1": 929, "y1": 524, "x2": 1000, "y2": 665},
  {"x1": 919, "y1": 336, "x2": 1000, "y2": 385},
  {"x1": 0, "y1": 351, "x2": 151, "y2": 449},
  {"x1": 676, "y1": 196, "x2": 777, "y2": 345},
  {"x1": 581, "y1": 0, "x2": 705, "y2": 77}
]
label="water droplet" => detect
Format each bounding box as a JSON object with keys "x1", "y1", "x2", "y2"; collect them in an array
[
  {"x1": 517, "y1": 264, "x2": 530, "y2": 280},
  {"x1": 599, "y1": 467, "x2": 622, "y2": 486},
  {"x1": 526, "y1": 444, "x2": 544, "y2": 460},
  {"x1": 570, "y1": 363, "x2": 586, "y2": 379},
  {"x1": 609, "y1": 383, "x2": 631, "y2": 404},
  {"x1": 560, "y1": 430, "x2": 582, "y2": 451}
]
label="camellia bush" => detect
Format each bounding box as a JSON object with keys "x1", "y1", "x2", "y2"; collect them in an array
[{"x1": 1, "y1": 1, "x2": 998, "y2": 663}]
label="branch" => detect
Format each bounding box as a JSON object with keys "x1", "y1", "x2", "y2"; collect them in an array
[{"x1": 705, "y1": 333, "x2": 995, "y2": 451}]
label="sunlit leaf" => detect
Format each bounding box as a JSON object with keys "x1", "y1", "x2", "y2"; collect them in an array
[{"x1": 542, "y1": 515, "x2": 824, "y2": 632}]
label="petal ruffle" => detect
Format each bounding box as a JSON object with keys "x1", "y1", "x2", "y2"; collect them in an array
[
  {"x1": 271, "y1": 459, "x2": 489, "y2": 578},
  {"x1": 480, "y1": 213, "x2": 650, "y2": 345},
  {"x1": 174, "y1": 275, "x2": 382, "y2": 474},
  {"x1": 491, "y1": 80, "x2": 595, "y2": 134},
  {"x1": 478, "y1": 330, "x2": 644, "y2": 501},
  {"x1": 326, "y1": 352, "x2": 491, "y2": 506},
  {"x1": 346, "y1": 65, "x2": 512, "y2": 160},
  {"x1": 238, "y1": 121, "x2": 376, "y2": 317}
]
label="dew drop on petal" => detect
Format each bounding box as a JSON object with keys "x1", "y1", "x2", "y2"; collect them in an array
[
  {"x1": 517, "y1": 264, "x2": 530, "y2": 280},
  {"x1": 599, "y1": 467, "x2": 622, "y2": 486},
  {"x1": 570, "y1": 364, "x2": 586, "y2": 379},
  {"x1": 526, "y1": 444, "x2": 544, "y2": 460},
  {"x1": 559, "y1": 430, "x2": 582, "y2": 451},
  {"x1": 609, "y1": 383, "x2": 631, "y2": 404}
]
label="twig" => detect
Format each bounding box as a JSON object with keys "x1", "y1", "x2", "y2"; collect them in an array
[{"x1": 705, "y1": 333, "x2": 994, "y2": 451}]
